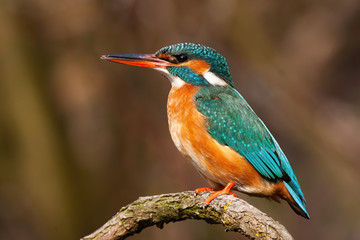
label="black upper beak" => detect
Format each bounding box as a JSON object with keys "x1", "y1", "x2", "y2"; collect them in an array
[{"x1": 101, "y1": 54, "x2": 173, "y2": 68}]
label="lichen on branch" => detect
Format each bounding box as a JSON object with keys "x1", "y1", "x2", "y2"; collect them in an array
[{"x1": 81, "y1": 191, "x2": 293, "y2": 240}]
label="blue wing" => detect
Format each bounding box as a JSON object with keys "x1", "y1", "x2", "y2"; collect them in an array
[{"x1": 195, "y1": 86, "x2": 307, "y2": 210}]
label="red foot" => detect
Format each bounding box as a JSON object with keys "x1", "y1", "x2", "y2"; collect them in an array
[
  {"x1": 195, "y1": 182, "x2": 238, "y2": 205},
  {"x1": 194, "y1": 187, "x2": 213, "y2": 194}
]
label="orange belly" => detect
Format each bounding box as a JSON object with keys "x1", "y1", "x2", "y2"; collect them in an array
[{"x1": 167, "y1": 84, "x2": 285, "y2": 197}]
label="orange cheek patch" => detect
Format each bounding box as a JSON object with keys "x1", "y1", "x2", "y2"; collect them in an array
[
  {"x1": 181, "y1": 60, "x2": 210, "y2": 75},
  {"x1": 157, "y1": 53, "x2": 173, "y2": 62}
]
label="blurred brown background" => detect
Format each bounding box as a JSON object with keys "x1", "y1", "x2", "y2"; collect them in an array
[{"x1": 1, "y1": 0, "x2": 360, "y2": 239}]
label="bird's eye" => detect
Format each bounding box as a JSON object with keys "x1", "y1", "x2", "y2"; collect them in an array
[{"x1": 175, "y1": 54, "x2": 188, "y2": 63}]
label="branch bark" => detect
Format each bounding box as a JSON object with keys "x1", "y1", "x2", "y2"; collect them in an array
[{"x1": 81, "y1": 191, "x2": 293, "y2": 240}]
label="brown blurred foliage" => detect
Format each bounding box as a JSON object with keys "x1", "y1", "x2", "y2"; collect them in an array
[{"x1": 1, "y1": 0, "x2": 360, "y2": 239}]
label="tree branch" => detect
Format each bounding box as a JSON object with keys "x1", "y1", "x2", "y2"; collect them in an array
[{"x1": 81, "y1": 191, "x2": 293, "y2": 240}]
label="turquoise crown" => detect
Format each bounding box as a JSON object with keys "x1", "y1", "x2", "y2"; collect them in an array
[{"x1": 156, "y1": 43, "x2": 233, "y2": 87}]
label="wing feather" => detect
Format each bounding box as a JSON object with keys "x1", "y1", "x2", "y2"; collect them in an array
[
  {"x1": 195, "y1": 86, "x2": 293, "y2": 183},
  {"x1": 195, "y1": 86, "x2": 307, "y2": 217}
]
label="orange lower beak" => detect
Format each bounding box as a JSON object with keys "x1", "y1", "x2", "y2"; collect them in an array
[{"x1": 101, "y1": 54, "x2": 173, "y2": 68}]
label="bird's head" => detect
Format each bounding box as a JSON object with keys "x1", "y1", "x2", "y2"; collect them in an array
[{"x1": 101, "y1": 43, "x2": 233, "y2": 87}]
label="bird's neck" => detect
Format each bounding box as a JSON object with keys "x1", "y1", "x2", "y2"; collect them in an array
[{"x1": 167, "y1": 83, "x2": 199, "y2": 113}]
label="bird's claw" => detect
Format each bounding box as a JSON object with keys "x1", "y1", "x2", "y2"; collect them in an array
[{"x1": 194, "y1": 187, "x2": 213, "y2": 196}]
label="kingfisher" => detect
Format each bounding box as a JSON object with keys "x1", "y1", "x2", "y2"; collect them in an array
[{"x1": 101, "y1": 43, "x2": 309, "y2": 219}]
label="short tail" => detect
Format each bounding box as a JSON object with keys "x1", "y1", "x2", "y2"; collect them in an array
[{"x1": 284, "y1": 182, "x2": 310, "y2": 219}]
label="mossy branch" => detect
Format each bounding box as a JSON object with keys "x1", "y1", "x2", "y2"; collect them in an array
[{"x1": 81, "y1": 191, "x2": 293, "y2": 240}]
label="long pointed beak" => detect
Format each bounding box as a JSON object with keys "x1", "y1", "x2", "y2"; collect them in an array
[{"x1": 100, "y1": 54, "x2": 173, "y2": 68}]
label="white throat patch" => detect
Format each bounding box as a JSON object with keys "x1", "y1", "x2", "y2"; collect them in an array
[
  {"x1": 154, "y1": 68, "x2": 185, "y2": 88},
  {"x1": 154, "y1": 68, "x2": 228, "y2": 88}
]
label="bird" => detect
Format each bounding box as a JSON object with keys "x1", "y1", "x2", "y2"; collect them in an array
[{"x1": 101, "y1": 43, "x2": 309, "y2": 219}]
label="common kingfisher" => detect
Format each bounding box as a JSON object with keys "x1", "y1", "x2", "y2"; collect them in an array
[{"x1": 101, "y1": 43, "x2": 309, "y2": 219}]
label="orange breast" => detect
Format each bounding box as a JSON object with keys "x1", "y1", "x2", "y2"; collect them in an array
[{"x1": 167, "y1": 84, "x2": 278, "y2": 195}]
